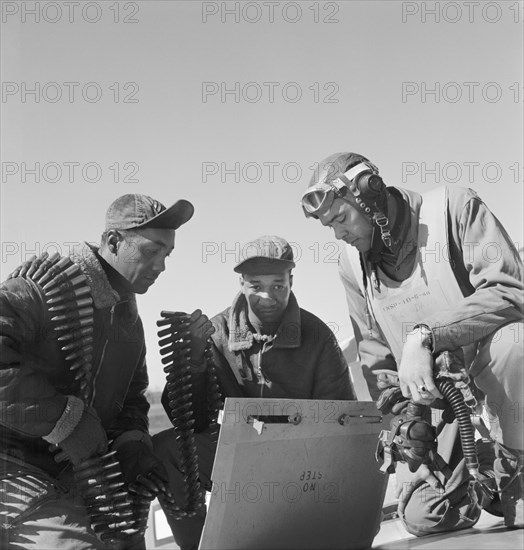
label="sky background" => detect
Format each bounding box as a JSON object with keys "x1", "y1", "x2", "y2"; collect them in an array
[{"x1": 1, "y1": 0, "x2": 523, "y2": 390}]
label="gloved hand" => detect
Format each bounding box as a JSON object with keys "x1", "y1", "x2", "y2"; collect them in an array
[
  {"x1": 159, "y1": 309, "x2": 215, "y2": 371},
  {"x1": 375, "y1": 369, "x2": 400, "y2": 391},
  {"x1": 53, "y1": 407, "x2": 108, "y2": 465},
  {"x1": 377, "y1": 386, "x2": 409, "y2": 416},
  {"x1": 115, "y1": 441, "x2": 174, "y2": 502},
  {"x1": 186, "y1": 309, "x2": 215, "y2": 367}
]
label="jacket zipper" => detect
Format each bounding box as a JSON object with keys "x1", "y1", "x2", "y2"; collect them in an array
[
  {"x1": 89, "y1": 304, "x2": 115, "y2": 406},
  {"x1": 258, "y1": 345, "x2": 264, "y2": 398}
]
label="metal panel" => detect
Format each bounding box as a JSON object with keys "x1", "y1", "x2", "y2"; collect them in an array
[{"x1": 200, "y1": 398, "x2": 388, "y2": 550}]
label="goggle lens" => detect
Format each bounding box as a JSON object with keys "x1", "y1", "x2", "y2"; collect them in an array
[{"x1": 303, "y1": 189, "x2": 329, "y2": 211}]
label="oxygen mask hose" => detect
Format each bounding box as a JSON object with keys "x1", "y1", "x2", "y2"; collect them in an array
[
  {"x1": 376, "y1": 376, "x2": 482, "y2": 487},
  {"x1": 436, "y1": 378, "x2": 479, "y2": 479}
]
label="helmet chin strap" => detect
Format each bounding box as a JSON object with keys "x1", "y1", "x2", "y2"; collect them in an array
[
  {"x1": 367, "y1": 225, "x2": 385, "y2": 291},
  {"x1": 365, "y1": 205, "x2": 396, "y2": 292}
]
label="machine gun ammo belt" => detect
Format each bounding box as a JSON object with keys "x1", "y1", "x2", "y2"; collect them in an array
[
  {"x1": 205, "y1": 342, "x2": 224, "y2": 445},
  {"x1": 9, "y1": 251, "x2": 145, "y2": 543},
  {"x1": 10, "y1": 251, "x2": 94, "y2": 403},
  {"x1": 157, "y1": 310, "x2": 223, "y2": 518},
  {"x1": 73, "y1": 451, "x2": 142, "y2": 544}
]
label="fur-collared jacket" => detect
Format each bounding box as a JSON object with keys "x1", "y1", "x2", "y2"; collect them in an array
[
  {"x1": 161, "y1": 293, "x2": 355, "y2": 430},
  {"x1": 209, "y1": 292, "x2": 355, "y2": 400},
  {"x1": 0, "y1": 243, "x2": 150, "y2": 476}
]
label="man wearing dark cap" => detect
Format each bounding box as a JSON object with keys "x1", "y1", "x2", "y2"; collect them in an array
[
  {"x1": 153, "y1": 235, "x2": 355, "y2": 550},
  {"x1": 0, "y1": 194, "x2": 196, "y2": 549},
  {"x1": 301, "y1": 152, "x2": 524, "y2": 534}
]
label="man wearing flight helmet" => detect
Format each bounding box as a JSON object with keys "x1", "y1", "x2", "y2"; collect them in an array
[{"x1": 301, "y1": 152, "x2": 523, "y2": 534}]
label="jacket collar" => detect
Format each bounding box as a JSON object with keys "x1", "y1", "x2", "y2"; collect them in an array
[
  {"x1": 71, "y1": 243, "x2": 136, "y2": 317},
  {"x1": 228, "y1": 292, "x2": 301, "y2": 352},
  {"x1": 386, "y1": 187, "x2": 422, "y2": 270}
]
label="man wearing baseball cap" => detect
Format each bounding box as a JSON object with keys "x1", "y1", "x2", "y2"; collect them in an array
[
  {"x1": 153, "y1": 235, "x2": 355, "y2": 550},
  {"x1": 0, "y1": 194, "x2": 195, "y2": 549}
]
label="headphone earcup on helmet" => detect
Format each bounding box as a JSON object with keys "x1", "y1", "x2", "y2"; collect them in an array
[{"x1": 358, "y1": 173, "x2": 385, "y2": 200}]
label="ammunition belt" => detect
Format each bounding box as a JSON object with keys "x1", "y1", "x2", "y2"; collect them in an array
[
  {"x1": 10, "y1": 251, "x2": 94, "y2": 403},
  {"x1": 157, "y1": 310, "x2": 223, "y2": 518},
  {"x1": 9, "y1": 251, "x2": 145, "y2": 543},
  {"x1": 74, "y1": 451, "x2": 141, "y2": 543},
  {"x1": 205, "y1": 343, "x2": 223, "y2": 445}
]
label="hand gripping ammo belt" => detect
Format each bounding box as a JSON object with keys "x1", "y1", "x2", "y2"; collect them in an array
[
  {"x1": 9, "y1": 251, "x2": 142, "y2": 544},
  {"x1": 157, "y1": 311, "x2": 223, "y2": 518}
]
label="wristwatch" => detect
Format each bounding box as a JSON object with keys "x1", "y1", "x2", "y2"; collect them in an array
[{"x1": 411, "y1": 323, "x2": 435, "y2": 353}]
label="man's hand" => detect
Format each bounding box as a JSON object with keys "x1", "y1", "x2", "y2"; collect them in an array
[
  {"x1": 7, "y1": 255, "x2": 37, "y2": 279},
  {"x1": 116, "y1": 441, "x2": 176, "y2": 504},
  {"x1": 398, "y1": 331, "x2": 442, "y2": 405},
  {"x1": 53, "y1": 407, "x2": 108, "y2": 465},
  {"x1": 159, "y1": 309, "x2": 215, "y2": 372},
  {"x1": 185, "y1": 309, "x2": 215, "y2": 369}
]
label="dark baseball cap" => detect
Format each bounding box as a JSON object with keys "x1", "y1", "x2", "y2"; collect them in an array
[
  {"x1": 105, "y1": 194, "x2": 194, "y2": 231},
  {"x1": 234, "y1": 235, "x2": 296, "y2": 275}
]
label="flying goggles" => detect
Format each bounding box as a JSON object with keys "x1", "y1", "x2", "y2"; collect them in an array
[{"x1": 301, "y1": 162, "x2": 386, "y2": 220}]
